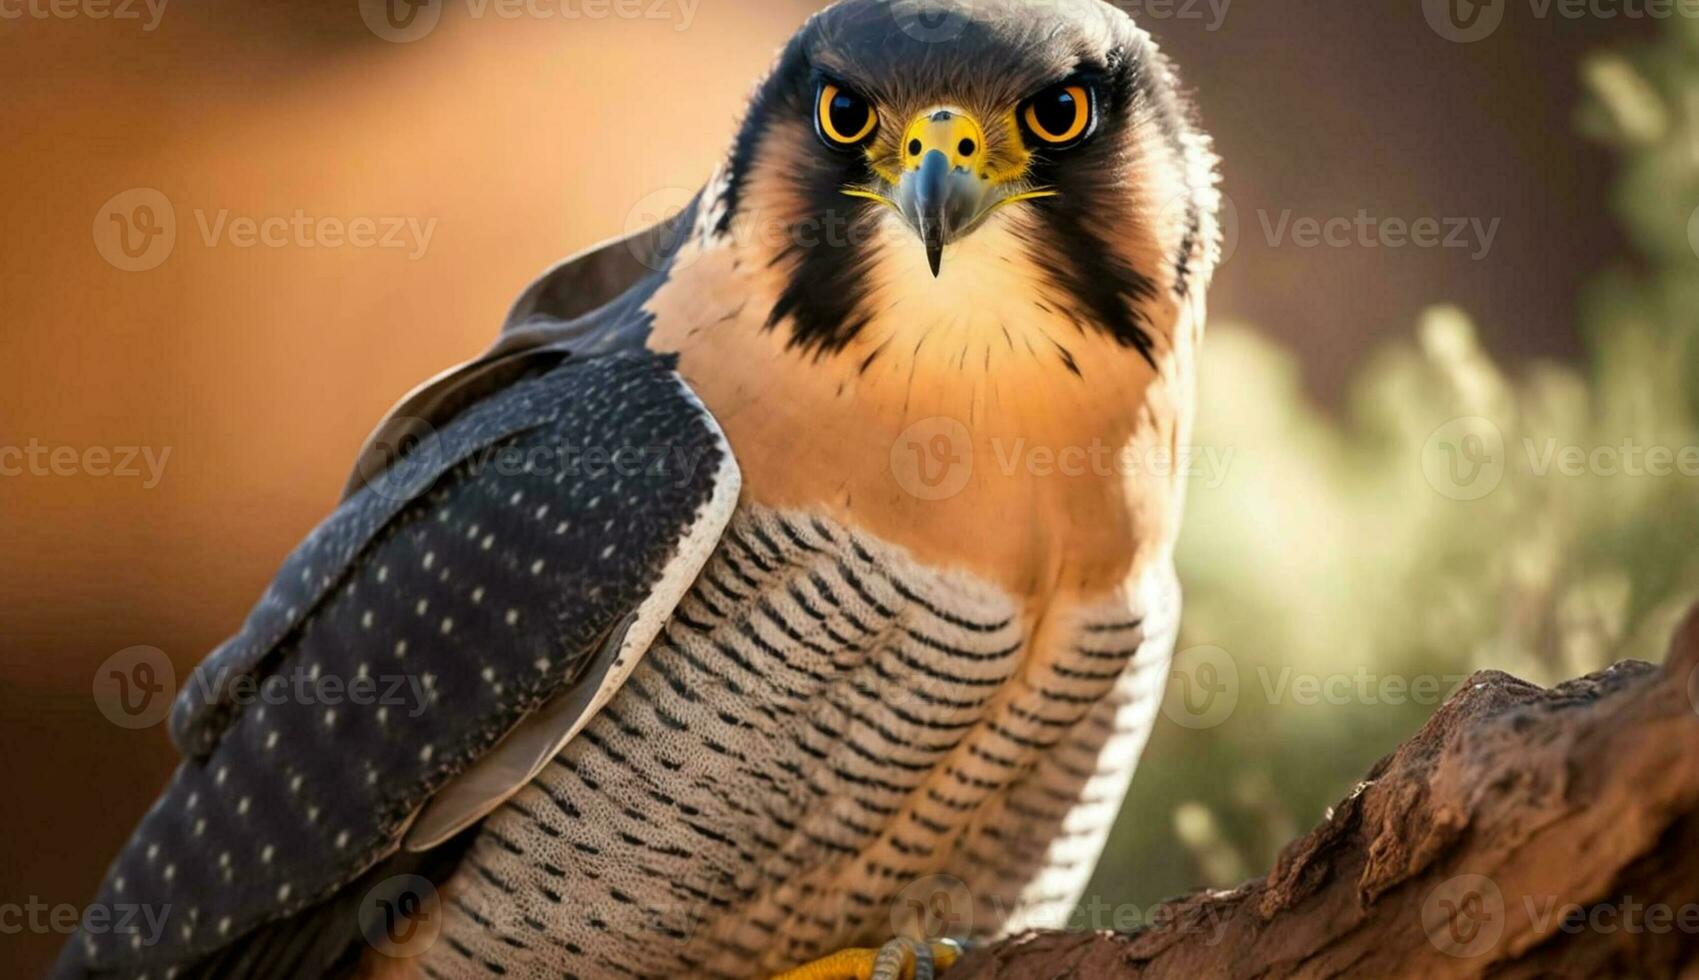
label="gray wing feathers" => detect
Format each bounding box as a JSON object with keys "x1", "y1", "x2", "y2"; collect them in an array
[
  {"x1": 344, "y1": 194, "x2": 700, "y2": 501},
  {"x1": 501, "y1": 202, "x2": 696, "y2": 331},
  {"x1": 171, "y1": 363, "x2": 581, "y2": 758},
  {"x1": 58, "y1": 351, "x2": 738, "y2": 979},
  {"x1": 408, "y1": 378, "x2": 741, "y2": 850},
  {"x1": 402, "y1": 610, "x2": 638, "y2": 851}
]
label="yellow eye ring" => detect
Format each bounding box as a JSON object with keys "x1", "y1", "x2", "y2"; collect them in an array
[
  {"x1": 817, "y1": 83, "x2": 879, "y2": 148},
  {"x1": 1023, "y1": 84, "x2": 1092, "y2": 146}
]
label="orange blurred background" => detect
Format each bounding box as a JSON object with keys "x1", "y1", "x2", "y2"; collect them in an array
[{"x1": 0, "y1": 1, "x2": 1644, "y2": 973}]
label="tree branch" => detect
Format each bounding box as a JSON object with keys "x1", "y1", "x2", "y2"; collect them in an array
[{"x1": 955, "y1": 607, "x2": 1699, "y2": 978}]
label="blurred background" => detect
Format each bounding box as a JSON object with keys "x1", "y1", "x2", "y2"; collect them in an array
[{"x1": 4, "y1": 0, "x2": 1699, "y2": 972}]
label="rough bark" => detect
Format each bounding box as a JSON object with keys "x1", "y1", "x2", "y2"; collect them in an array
[{"x1": 954, "y1": 607, "x2": 1699, "y2": 979}]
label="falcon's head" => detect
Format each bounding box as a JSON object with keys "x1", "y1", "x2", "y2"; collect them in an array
[
  {"x1": 354, "y1": 0, "x2": 1222, "y2": 601},
  {"x1": 691, "y1": 0, "x2": 1220, "y2": 370}
]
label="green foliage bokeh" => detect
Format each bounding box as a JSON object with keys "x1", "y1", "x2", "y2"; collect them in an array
[{"x1": 1086, "y1": 17, "x2": 1699, "y2": 917}]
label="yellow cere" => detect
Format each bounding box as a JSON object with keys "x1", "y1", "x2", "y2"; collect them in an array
[
  {"x1": 899, "y1": 107, "x2": 986, "y2": 173},
  {"x1": 854, "y1": 105, "x2": 1036, "y2": 191}
]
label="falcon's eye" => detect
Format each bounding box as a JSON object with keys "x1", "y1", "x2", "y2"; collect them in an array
[
  {"x1": 1022, "y1": 83, "x2": 1093, "y2": 147},
  {"x1": 816, "y1": 82, "x2": 878, "y2": 149}
]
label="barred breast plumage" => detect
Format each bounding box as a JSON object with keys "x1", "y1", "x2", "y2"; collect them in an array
[
  {"x1": 60, "y1": 3, "x2": 1219, "y2": 978},
  {"x1": 437, "y1": 507, "x2": 1178, "y2": 978}
]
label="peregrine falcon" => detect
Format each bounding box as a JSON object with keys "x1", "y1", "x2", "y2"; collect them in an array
[{"x1": 59, "y1": 0, "x2": 1219, "y2": 977}]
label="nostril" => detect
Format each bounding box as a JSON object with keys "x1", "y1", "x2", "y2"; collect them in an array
[
  {"x1": 909, "y1": 139, "x2": 923, "y2": 156},
  {"x1": 958, "y1": 138, "x2": 976, "y2": 156}
]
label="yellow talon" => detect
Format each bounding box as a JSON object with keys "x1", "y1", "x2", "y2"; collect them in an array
[{"x1": 771, "y1": 939, "x2": 964, "y2": 980}]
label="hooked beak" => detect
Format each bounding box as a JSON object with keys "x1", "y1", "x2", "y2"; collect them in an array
[
  {"x1": 897, "y1": 150, "x2": 987, "y2": 278},
  {"x1": 892, "y1": 107, "x2": 991, "y2": 278},
  {"x1": 843, "y1": 106, "x2": 1056, "y2": 277}
]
